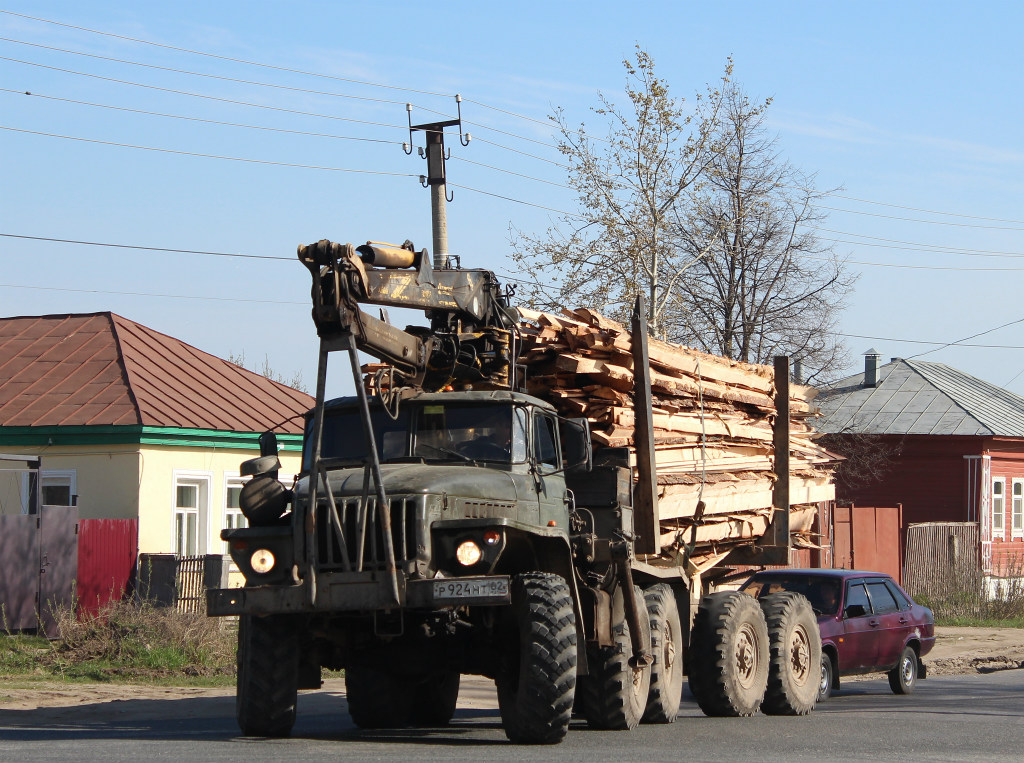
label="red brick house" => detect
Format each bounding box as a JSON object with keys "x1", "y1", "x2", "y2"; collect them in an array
[{"x1": 815, "y1": 350, "x2": 1024, "y2": 579}]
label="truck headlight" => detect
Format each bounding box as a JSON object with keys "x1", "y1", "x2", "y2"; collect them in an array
[
  {"x1": 455, "y1": 540, "x2": 482, "y2": 566},
  {"x1": 250, "y1": 548, "x2": 276, "y2": 574}
]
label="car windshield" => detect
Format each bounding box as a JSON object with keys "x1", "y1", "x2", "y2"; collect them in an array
[
  {"x1": 742, "y1": 575, "x2": 843, "y2": 616},
  {"x1": 304, "y1": 402, "x2": 527, "y2": 468}
]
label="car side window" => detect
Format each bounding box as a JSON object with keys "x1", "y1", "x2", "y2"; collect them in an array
[
  {"x1": 885, "y1": 580, "x2": 912, "y2": 610},
  {"x1": 866, "y1": 581, "x2": 899, "y2": 614},
  {"x1": 845, "y1": 582, "x2": 870, "y2": 615}
]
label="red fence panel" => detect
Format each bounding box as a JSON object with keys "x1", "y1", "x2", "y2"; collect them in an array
[{"x1": 76, "y1": 519, "x2": 138, "y2": 618}]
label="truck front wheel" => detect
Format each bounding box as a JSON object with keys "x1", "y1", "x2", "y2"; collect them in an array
[
  {"x1": 687, "y1": 591, "x2": 769, "y2": 717},
  {"x1": 496, "y1": 573, "x2": 577, "y2": 744},
  {"x1": 236, "y1": 614, "x2": 300, "y2": 737}
]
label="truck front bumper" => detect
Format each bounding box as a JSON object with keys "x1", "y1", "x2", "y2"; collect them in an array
[{"x1": 207, "y1": 573, "x2": 511, "y2": 616}]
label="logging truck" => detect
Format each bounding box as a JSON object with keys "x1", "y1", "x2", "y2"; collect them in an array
[{"x1": 206, "y1": 238, "x2": 825, "y2": 743}]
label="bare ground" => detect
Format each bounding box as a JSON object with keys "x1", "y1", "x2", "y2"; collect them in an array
[{"x1": 1, "y1": 626, "x2": 1021, "y2": 713}]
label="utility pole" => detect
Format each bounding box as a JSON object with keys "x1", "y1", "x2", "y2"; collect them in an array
[{"x1": 405, "y1": 97, "x2": 470, "y2": 269}]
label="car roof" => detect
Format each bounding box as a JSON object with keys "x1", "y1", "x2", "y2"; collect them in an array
[{"x1": 747, "y1": 569, "x2": 893, "y2": 581}]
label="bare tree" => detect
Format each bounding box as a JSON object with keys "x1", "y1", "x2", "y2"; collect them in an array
[
  {"x1": 510, "y1": 49, "x2": 731, "y2": 337},
  {"x1": 667, "y1": 83, "x2": 857, "y2": 384}
]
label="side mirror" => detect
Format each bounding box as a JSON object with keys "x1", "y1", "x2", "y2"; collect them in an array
[
  {"x1": 259, "y1": 431, "x2": 280, "y2": 458},
  {"x1": 241, "y1": 455, "x2": 282, "y2": 477},
  {"x1": 844, "y1": 603, "x2": 867, "y2": 619},
  {"x1": 559, "y1": 417, "x2": 592, "y2": 473}
]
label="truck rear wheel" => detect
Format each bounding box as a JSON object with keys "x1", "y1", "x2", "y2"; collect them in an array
[
  {"x1": 236, "y1": 614, "x2": 300, "y2": 737},
  {"x1": 412, "y1": 670, "x2": 461, "y2": 726},
  {"x1": 759, "y1": 592, "x2": 821, "y2": 715},
  {"x1": 345, "y1": 663, "x2": 415, "y2": 728},
  {"x1": 577, "y1": 584, "x2": 652, "y2": 730},
  {"x1": 496, "y1": 573, "x2": 577, "y2": 744},
  {"x1": 641, "y1": 583, "x2": 684, "y2": 724},
  {"x1": 687, "y1": 591, "x2": 768, "y2": 717}
]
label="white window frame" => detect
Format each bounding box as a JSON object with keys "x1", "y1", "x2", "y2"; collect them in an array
[
  {"x1": 20, "y1": 469, "x2": 77, "y2": 513},
  {"x1": 1013, "y1": 478, "x2": 1024, "y2": 538},
  {"x1": 992, "y1": 477, "x2": 1006, "y2": 539},
  {"x1": 173, "y1": 471, "x2": 212, "y2": 557},
  {"x1": 223, "y1": 474, "x2": 248, "y2": 553}
]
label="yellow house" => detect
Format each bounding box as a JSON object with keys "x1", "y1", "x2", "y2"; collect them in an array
[{"x1": 0, "y1": 312, "x2": 313, "y2": 558}]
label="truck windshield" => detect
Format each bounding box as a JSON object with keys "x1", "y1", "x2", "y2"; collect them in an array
[{"x1": 304, "y1": 403, "x2": 527, "y2": 468}]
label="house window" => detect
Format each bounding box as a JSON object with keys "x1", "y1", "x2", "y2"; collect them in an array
[
  {"x1": 174, "y1": 474, "x2": 210, "y2": 557},
  {"x1": 992, "y1": 478, "x2": 1006, "y2": 539},
  {"x1": 224, "y1": 476, "x2": 247, "y2": 552},
  {"x1": 1013, "y1": 479, "x2": 1024, "y2": 538},
  {"x1": 23, "y1": 470, "x2": 77, "y2": 511}
]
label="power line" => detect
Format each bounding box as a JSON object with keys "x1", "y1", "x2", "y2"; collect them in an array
[
  {"x1": 819, "y1": 228, "x2": 1024, "y2": 259},
  {"x1": 0, "y1": 280, "x2": 305, "y2": 305},
  {"x1": 0, "y1": 233, "x2": 293, "y2": 261},
  {"x1": 450, "y1": 155, "x2": 570, "y2": 189},
  {"x1": 828, "y1": 192, "x2": 1024, "y2": 226},
  {"x1": 450, "y1": 183, "x2": 578, "y2": 216},
  {"x1": 906, "y1": 315, "x2": 1024, "y2": 360},
  {"x1": 0, "y1": 9, "x2": 454, "y2": 98},
  {"x1": 3, "y1": 89, "x2": 401, "y2": 146},
  {"x1": 0, "y1": 125, "x2": 421, "y2": 176},
  {"x1": 1, "y1": 56, "x2": 411, "y2": 130},
  {"x1": 472, "y1": 135, "x2": 569, "y2": 168},
  {"x1": 819, "y1": 203, "x2": 1024, "y2": 231},
  {"x1": 835, "y1": 332, "x2": 1024, "y2": 350},
  {"x1": 0, "y1": 36, "x2": 431, "y2": 109},
  {"x1": 802, "y1": 252, "x2": 1024, "y2": 272}
]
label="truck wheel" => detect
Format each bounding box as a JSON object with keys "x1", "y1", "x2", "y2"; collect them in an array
[
  {"x1": 411, "y1": 670, "x2": 461, "y2": 726},
  {"x1": 236, "y1": 614, "x2": 300, "y2": 737},
  {"x1": 496, "y1": 573, "x2": 577, "y2": 744},
  {"x1": 888, "y1": 646, "x2": 918, "y2": 695},
  {"x1": 345, "y1": 663, "x2": 415, "y2": 728},
  {"x1": 577, "y1": 584, "x2": 652, "y2": 730},
  {"x1": 687, "y1": 591, "x2": 769, "y2": 717},
  {"x1": 641, "y1": 583, "x2": 684, "y2": 724},
  {"x1": 759, "y1": 592, "x2": 821, "y2": 715}
]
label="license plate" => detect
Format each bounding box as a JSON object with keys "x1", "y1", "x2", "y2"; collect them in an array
[{"x1": 433, "y1": 577, "x2": 509, "y2": 601}]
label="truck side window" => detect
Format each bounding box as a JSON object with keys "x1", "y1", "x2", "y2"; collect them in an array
[{"x1": 534, "y1": 414, "x2": 558, "y2": 467}]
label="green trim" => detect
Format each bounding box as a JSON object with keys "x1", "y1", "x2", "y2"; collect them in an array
[{"x1": 0, "y1": 425, "x2": 304, "y2": 451}]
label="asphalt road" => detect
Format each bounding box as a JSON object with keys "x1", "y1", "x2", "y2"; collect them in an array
[{"x1": 2, "y1": 672, "x2": 1022, "y2": 763}]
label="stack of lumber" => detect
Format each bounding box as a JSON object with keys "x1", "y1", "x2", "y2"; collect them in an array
[{"x1": 517, "y1": 307, "x2": 838, "y2": 573}]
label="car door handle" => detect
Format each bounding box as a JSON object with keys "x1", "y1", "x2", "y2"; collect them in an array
[
  {"x1": 899, "y1": 617, "x2": 908, "y2": 624},
  {"x1": 868, "y1": 619, "x2": 880, "y2": 627}
]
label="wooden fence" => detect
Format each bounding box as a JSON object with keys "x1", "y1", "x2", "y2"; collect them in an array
[{"x1": 903, "y1": 521, "x2": 980, "y2": 599}]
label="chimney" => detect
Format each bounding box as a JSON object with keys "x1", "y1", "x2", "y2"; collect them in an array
[{"x1": 863, "y1": 348, "x2": 881, "y2": 387}]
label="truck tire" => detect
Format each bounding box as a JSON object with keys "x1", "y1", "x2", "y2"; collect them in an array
[
  {"x1": 577, "y1": 584, "x2": 652, "y2": 730},
  {"x1": 641, "y1": 583, "x2": 683, "y2": 724},
  {"x1": 412, "y1": 670, "x2": 461, "y2": 726},
  {"x1": 687, "y1": 591, "x2": 769, "y2": 717},
  {"x1": 345, "y1": 663, "x2": 415, "y2": 729},
  {"x1": 888, "y1": 645, "x2": 918, "y2": 695},
  {"x1": 236, "y1": 614, "x2": 300, "y2": 737},
  {"x1": 496, "y1": 573, "x2": 577, "y2": 744},
  {"x1": 759, "y1": 592, "x2": 821, "y2": 715}
]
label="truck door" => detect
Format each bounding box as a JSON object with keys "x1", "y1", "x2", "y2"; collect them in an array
[{"x1": 532, "y1": 411, "x2": 569, "y2": 527}]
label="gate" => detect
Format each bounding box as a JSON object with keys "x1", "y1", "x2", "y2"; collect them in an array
[
  {"x1": 833, "y1": 504, "x2": 903, "y2": 583},
  {"x1": 0, "y1": 505, "x2": 78, "y2": 635}
]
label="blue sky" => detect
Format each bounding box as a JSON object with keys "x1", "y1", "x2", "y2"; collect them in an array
[{"x1": 3, "y1": 2, "x2": 1024, "y2": 398}]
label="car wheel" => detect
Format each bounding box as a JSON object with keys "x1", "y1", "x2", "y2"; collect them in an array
[
  {"x1": 818, "y1": 653, "x2": 835, "y2": 702},
  {"x1": 888, "y1": 646, "x2": 918, "y2": 695}
]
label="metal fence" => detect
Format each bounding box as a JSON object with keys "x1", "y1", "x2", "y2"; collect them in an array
[{"x1": 137, "y1": 553, "x2": 230, "y2": 614}]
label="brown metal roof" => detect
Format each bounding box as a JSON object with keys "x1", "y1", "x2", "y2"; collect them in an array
[{"x1": 0, "y1": 312, "x2": 313, "y2": 434}]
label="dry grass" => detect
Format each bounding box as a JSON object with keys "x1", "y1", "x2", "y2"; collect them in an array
[
  {"x1": 909, "y1": 552, "x2": 1024, "y2": 626},
  {"x1": 2, "y1": 599, "x2": 236, "y2": 684}
]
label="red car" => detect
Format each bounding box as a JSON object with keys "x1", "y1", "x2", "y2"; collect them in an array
[{"x1": 740, "y1": 569, "x2": 935, "y2": 701}]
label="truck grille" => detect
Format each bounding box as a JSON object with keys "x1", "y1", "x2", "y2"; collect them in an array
[{"x1": 314, "y1": 495, "x2": 423, "y2": 573}]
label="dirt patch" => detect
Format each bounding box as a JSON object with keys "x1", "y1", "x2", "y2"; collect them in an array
[
  {"x1": 925, "y1": 626, "x2": 1024, "y2": 676},
  {"x1": 1, "y1": 626, "x2": 1021, "y2": 712}
]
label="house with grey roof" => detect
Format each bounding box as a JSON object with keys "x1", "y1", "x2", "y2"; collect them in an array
[{"x1": 815, "y1": 349, "x2": 1024, "y2": 577}]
